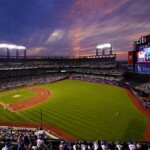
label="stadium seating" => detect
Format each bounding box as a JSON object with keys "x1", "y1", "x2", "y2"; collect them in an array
[{"x1": 0, "y1": 127, "x2": 150, "y2": 150}]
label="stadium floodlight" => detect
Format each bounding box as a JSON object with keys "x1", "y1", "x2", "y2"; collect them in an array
[
  {"x1": 0, "y1": 44, "x2": 26, "y2": 50},
  {"x1": 17, "y1": 46, "x2": 26, "y2": 50},
  {"x1": 96, "y1": 45, "x2": 104, "y2": 49},
  {"x1": 96, "y1": 43, "x2": 111, "y2": 49},
  {"x1": 0, "y1": 44, "x2": 8, "y2": 48},
  {"x1": 103, "y1": 43, "x2": 111, "y2": 48},
  {"x1": 8, "y1": 44, "x2": 18, "y2": 49}
]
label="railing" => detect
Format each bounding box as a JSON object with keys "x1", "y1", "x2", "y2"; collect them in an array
[
  {"x1": 131, "y1": 88, "x2": 150, "y2": 111},
  {"x1": 43, "y1": 142, "x2": 53, "y2": 150}
]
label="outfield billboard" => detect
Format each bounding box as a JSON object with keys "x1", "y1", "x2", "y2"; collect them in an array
[
  {"x1": 133, "y1": 34, "x2": 150, "y2": 74},
  {"x1": 134, "y1": 34, "x2": 150, "y2": 65},
  {"x1": 135, "y1": 65, "x2": 150, "y2": 74}
]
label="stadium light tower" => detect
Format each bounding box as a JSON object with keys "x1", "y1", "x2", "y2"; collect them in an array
[
  {"x1": 24, "y1": 48, "x2": 27, "y2": 59},
  {"x1": 18, "y1": 45, "x2": 26, "y2": 59},
  {"x1": 0, "y1": 44, "x2": 26, "y2": 60},
  {"x1": 7, "y1": 48, "x2": 10, "y2": 60},
  {"x1": 96, "y1": 43, "x2": 112, "y2": 55},
  {"x1": 16, "y1": 48, "x2": 19, "y2": 59},
  {"x1": 0, "y1": 44, "x2": 10, "y2": 60}
]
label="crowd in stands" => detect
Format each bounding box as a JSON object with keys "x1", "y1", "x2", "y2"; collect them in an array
[
  {"x1": 132, "y1": 82, "x2": 150, "y2": 109},
  {"x1": 69, "y1": 68, "x2": 125, "y2": 76},
  {"x1": 71, "y1": 74, "x2": 123, "y2": 85},
  {"x1": 0, "y1": 126, "x2": 150, "y2": 150},
  {"x1": 0, "y1": 127, "x2": 58, "y2": 150},
  {"x1": 0, "y1": 67, "x2": 125, "y2": 79},
  {"x1": 0, "y1": 59, "x2": 126, "y2": 92},
  {"x1": 0, "y1": 74, "x2": 67, "y2": 91},
  {"x1": 58, "y1": 140, "x2": 150, "y2": 150},
  {"x1": 134, "y1": 82, "x2": 150, "y2": 95},
  {"x1": 0, "y1": 60, "x2": 126, "y2": 79},
  {"x1": 0, "y1": 59, "x2": 117, "y2": 70}
]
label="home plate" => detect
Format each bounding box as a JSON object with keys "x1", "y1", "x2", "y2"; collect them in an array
[{"x1": 13, "y1": 95, "x2": 21, "y2": 98}]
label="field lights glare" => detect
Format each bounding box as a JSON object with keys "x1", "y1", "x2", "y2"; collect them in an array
[
  {"x1": 8, "y1": 44, "x2": 18, "y2": 49},
  {"x1": 0, "y1": 44, "x2": 26, "y2": 50},
  {"x1": 0, "y1": 44, "x2": 8, "y2": 48},
  {"x1": 17, "y1": 46, "x2": 26, "y2": 50},
  {"x1": 96, "y1": 43, "x2": 111, "y2": 49}
]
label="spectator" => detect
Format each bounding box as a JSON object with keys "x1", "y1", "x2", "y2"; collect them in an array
[
  {"x1": 93, "y1": 140, "x2": 99, "y2": 150},
  {"x1": 36, "y1": 136, "x2": 45, "y2": 149},
  {"x1": 2, "y1": 141, "x2": 12, "y2": 150},
  {"x1": 136, "y1": 143, "x2": 142, "y2": 149},
  {"x1": 26, "y1": 143, "x2": 32, "y2": 150},
  {"x1": 101, "y1": 141, "x2": 108, "y2": 150},
  {"x1": 23, "y1": 134, "x2": 30, "y2": 149},
  {"x1": 73, "y1": 141, "x2": 78, "y2": 150},
  {"x1": 17, "y1": 134, "x2": 23, "y2": 150},
  {"x1": 59, "y1": 141, "x2": 65, "y2": 150},
  {"x1": 36, "y1": 127, "x2": 46, "y2": 140},
  {"x1": 81, "y1": 141, "x2": 87, "y2": 150},
  {"x1": 128, "y1": 141, "x2": 136, "y2": 150},
  {"x1": 116, "y1": 141, "x2": 122, "y2": 150}
]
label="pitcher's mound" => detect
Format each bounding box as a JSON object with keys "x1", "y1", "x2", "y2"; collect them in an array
[{"x1": 13, "y1": 95, "x2": 21, "y2": 98}]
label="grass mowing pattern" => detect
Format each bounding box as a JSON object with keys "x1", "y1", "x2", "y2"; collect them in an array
[
  {"x1": 0, "y1": 80, "x2": 147, "y2": 141},
  {"x1": 0, "y1": 89, "x2": 37, "y2": 104},
  {"x1": 0, "y1": 105, "x2": 34, "y2": 124}
]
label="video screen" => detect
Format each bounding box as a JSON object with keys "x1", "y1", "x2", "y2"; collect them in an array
[
  {"x1": 136, "y1": 47, "x2": 150, "y2": 64},
  {"x1": 135, "y1": 65, "x2": 150, "y2": 74}
]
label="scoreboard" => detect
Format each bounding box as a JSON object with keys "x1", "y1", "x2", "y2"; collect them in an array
[
  {"x1": 128, "y1": 34, "x2": 150, "y2": 74},
  {"x1": 134, "y1": 35, "x2": 150, "y2": 65}
]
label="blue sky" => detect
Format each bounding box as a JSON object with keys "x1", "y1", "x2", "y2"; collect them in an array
[{"x1": 0, "y1": 0, "x2": 150, "y2": 60}]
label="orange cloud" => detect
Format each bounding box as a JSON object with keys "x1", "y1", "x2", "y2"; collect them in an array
[{"x1": 74, "y1": 53, "x2": 95, "y2": 58}]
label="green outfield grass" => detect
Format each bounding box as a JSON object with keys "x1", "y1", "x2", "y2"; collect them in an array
[
  {"x1": 0, "y1": 89, "x2": 37, "y2": 104},
  {"x1": 0, "y1": 80, "x2": 147, "y2": 141}
]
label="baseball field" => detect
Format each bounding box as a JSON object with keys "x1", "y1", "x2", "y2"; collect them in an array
[{"x1": 0, "y1": 79, "x2": 149, "y2": 141}]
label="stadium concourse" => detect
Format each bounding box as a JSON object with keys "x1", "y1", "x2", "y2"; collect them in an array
[{"x1": 0, "y1": 56, "x2": 150, "y2": 149}]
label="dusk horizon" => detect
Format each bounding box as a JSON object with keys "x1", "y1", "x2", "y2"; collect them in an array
[{"x1": 0, "y1": 0, "x2": 150, "y2": 61}]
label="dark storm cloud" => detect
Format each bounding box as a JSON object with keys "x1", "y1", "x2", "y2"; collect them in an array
[{"x1": 0, "y1": 0, "x2": 150, "y2": 60}]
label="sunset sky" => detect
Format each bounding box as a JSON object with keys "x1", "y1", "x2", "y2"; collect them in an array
[{"x1": 0, "y1": 0, "x2": 150, "y2": 60}]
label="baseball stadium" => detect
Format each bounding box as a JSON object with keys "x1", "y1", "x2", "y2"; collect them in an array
[{"x1": 0, "y1": 35, "x2": 150, "y2": 149}]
